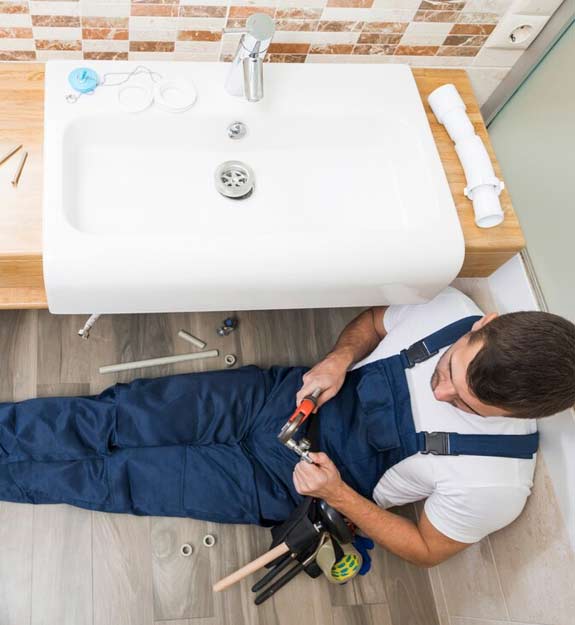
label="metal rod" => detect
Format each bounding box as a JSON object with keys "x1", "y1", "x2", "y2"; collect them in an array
[
  {"x1": 177, "y1": 329, "x2": 207, "y2": 350},
  {"x1": 0, "y1": 144, "x2": 22, "y2": 167},
  {"x1": 11, "y1": 151, "x2": 28, "y2": 187},
  {"x1": 99, "y1": 349, "x2": 219, "y2": 374}
]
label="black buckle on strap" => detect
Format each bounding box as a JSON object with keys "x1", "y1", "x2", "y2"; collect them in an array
[
  {"x1": 401, "y1": 340, "x2": 438, "y2": 368},
  {"x1": 422, "y1": 432, "x2": 450, "y2": 455}
]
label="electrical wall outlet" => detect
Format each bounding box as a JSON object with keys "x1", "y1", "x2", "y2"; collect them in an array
[{"x1": 484, "y1": 12, "x2": 550, "y2": 49}]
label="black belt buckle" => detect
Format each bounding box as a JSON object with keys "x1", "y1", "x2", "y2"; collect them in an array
[
  {"x1": 422, "y1": 431, "x2": 450, "y2": 455},
  {"x1": 401, "y1": 341, "x2": 438, "y2": 368}
]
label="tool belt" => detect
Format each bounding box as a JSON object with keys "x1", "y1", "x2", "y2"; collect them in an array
[{"x1": 250, "y1": 413, "x2": 371, "y2": 605}]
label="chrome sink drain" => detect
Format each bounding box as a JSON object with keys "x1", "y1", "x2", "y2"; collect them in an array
[{"x1": 215, "y1": 160, "x2": 254, "y2": 199}]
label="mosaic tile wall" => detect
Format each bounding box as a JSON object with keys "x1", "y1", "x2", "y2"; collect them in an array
[{"x1": 0, "y1": 0, "x2": 564, "y2": 104}]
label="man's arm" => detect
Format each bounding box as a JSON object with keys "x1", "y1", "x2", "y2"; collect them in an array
[
  {"x1": 293, "y1": 452, "x2": 470, "y2": 567},
  {"x1": 296, "y1": 307, "x2": 388, "y2": 409}
]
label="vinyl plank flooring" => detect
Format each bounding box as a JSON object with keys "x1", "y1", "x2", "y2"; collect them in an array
[
  {"x1": 151, "y1": 516, "x2": 214, "y2": 620},
  {"x1": 332, "y1": 603, "x2": 393, "y2": 625},
  {"x1": 93, "y1": 512, "x2": 154, "y2": 625},
  {"x1": 0, "y1": 310, "x2": 36, "y2": 625},
  {"x1": 0, "y1": 502, "x2": 34, "y2": 625},
  {"x1": 382, "y1": 505, "x2": 440, "y2": 625},
  {"x1": 37, "y1": 311, "x2": 93, "y2": 385},
  {"x1": 0, "y1": 309, "x2": 37, "y2": 401},
  {"x1": 0, "y1": 306, "x2": 444, "y2": 625},
  {"x1": 31, "y1": 504, "x2": 93, "y2": 625}
]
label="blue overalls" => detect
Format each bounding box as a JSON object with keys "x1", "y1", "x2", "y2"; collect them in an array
[{"x1": 0, "y1": 316, "x2": 538, "y2": 525}]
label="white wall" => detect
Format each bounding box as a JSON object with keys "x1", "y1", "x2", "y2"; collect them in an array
[
  {"x1": 488, "y1": 255, "x2": 575, "y2": 548},
  {"x1": 488, "y1": 23, "x2": 575, "y2": 324}
]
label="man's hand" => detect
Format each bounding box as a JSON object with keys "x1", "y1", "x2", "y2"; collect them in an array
[
  {"x1": 293, "y1": 452, "x2": 345, "y2": 503},
  {"x1": 296, "y1": 353, "x2": 350, "y2": 410}
]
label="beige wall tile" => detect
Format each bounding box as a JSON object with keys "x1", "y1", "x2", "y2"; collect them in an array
[{"x1": 489, "y1": 457, "x2": 575, "y2": 625}]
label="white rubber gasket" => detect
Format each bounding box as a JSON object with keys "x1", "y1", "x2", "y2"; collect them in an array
[
  {"x1": 224, "y1": 354, "x2": 237, "y2": 368},
  {"x1": 118, "y1": 81, "x2": 154, "y2": 113},
  {"x1": 203, "y1": 534, "x2": 216, "y2": 548},
  {"x1": 180, "y1": 543, "x2": 193, "y2": 557},
  {"x1": 154, "y1": 79, "x2": 197, "y2": 113}
]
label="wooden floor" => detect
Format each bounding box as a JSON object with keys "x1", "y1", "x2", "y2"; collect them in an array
[{"x1": 0, "y1": 307, "x2": 440, "y2": 625}]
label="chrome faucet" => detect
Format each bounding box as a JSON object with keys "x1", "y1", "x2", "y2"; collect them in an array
[{"x1": 224, "y1": 13, "x2": 275, "y2": 103}]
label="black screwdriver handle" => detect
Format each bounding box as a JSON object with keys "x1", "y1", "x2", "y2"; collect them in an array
[
  {"x1": 254, "y1": 562, "x2": 305, "y2": 605},
  {"x1": 251, "y1": 552, "x2": 293, "y2": 593}
]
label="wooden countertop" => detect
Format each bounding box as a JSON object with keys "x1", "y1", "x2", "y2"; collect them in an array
[{"x1": 0, "y1": 64, "x2": 525, "y2": 309}]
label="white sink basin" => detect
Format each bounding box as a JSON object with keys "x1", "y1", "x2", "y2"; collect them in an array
[{"x1": 43, "y1": 61, "x2": 464, "y2": 313}]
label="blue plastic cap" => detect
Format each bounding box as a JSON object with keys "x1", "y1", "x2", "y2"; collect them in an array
[{"x1": 68, "y1": 67, "x2": 100, "y2": 94}]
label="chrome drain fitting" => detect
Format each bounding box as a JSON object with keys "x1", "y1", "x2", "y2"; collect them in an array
[{"x1": 215, "y1": 160, "x2": 255, "y2": 199}]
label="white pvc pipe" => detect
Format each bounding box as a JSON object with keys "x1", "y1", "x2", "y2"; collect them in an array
[
  {"x1": 428, "y1": 83, "x2": 504, "y2": 229},
  {"x1": 177, "y1": 329, "x2": 207, "y2": 350},
  {"x1": 99, "y1": 349, "x2": 219, "y2": 374}
]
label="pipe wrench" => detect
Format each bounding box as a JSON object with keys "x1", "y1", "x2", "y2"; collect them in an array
[{"x1": 277, "y1": 388, "x2": 321, "y2": 463}]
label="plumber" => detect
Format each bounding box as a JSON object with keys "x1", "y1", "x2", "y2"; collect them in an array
[{"x1": 0, "y1": 288, "x2": 573, "y2": 567}]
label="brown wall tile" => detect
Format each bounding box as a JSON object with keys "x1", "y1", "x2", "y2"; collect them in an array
[
  {"x1": 84, "y1": 52, "x2": 129, "y2": 60},
  {"x1": 437, "y1": 45, "x2": 479, "y2": 56},
  {"x1": 443, "y1": 34, "x2": 487, "y2": 46},
  {"x1": 36, "y1": 39, "x2": 82, "y2": 51},
  {"x1": 395, "y1": 44, "x2": 439, "y2": 55},
  {"x1": 178, "y1": 30, "x2": 221, "y2": 42},
  {"x1": 0, "y1": 1, "x2": 28, "y2": 14},
  {"x1": 131, "y1": 4, "x2": 179, "y2": 17},
  {"x1": 275, "y1": 20, "x2": 318, "y2": 31},
  {"x1": 358, "y1": 33, "x2": 402, "y2": 44},
  {"x1": 31, "y1": 15, "x2": 81, "y2": 28},
  {"x1": 276, "y1": 9, "x2": 322, "y2": 20},
  {"x1": 268, "y1": 42, "x2": 310, "y2": 54},
  {"x1": 450, "y1": 23, "x2": 496, "y2": 35},
  {"x1": 362, "y1": 21, "x2": 408, "y2": 33},
  {"x1": 228, "y1": 6, "x2": 275, "y2": 18},
  {"x1": 82, "y1": 18, "x2": 129, "y2": 29},
  {"x1": 82, "y1": 28, "x2": 129, "y2": 40},
  {"x1": 317, "y1": 20, "x2": 363, "y2": 32},
  {"x1": 267, "y1": 53, "x2": 306, "y2": 63},
  {"x1": 129, "y1": 40, "x2": 175, "y2": 52},
  {"x1": 0, "y1": 27, "x2": 33, "y2": 38},
  {"x1": 309, "y1": 43, "x2": 355, "y2": 54},
  {"x1": 419, "y1": 0, "x2": 465, "y2": 10},
  {"x1": 179, "y1": 5, "x2": 227, "y2": 18},
  {"x1": 353, "y1": 43, "x2": 396, "y2": 55},
  {"x1": 0, "y1": 51, "x2": 36, "y2": 60},
  {"x1": 327, "y1": 0, "x2": 374, "y2": 6}
]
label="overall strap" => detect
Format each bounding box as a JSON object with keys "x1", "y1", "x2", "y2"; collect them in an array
[
  {"x1": 400, "y1": 315, "x2": 482, "y2": 369},
  {"x1": 414, "y1": 431, "x2": 539, "y2": 460},
  {"x1": 398, "y1": 315, "x2": 539, "y2": 460}
]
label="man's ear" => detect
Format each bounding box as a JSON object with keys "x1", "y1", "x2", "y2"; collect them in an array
[{"x1": 471, "y1": 312, "x2": 498, "y2": 332}]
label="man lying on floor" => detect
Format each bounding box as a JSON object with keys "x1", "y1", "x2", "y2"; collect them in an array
[{"x1": 1, "y1": 288, "x2": 574, "y2": 567}]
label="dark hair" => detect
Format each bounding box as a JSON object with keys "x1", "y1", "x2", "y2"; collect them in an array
[{"x1": 467, "y1": 311, "x2": 575, "y2": 418}]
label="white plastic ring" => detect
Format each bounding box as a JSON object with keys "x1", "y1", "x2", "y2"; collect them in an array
[
  {"x1": 224, "y1": 354, "x2": 237, "y2": 367},
  {"x1": 154, "y1": 79, "x2": 197, "y2": 113},
  {"x1": 203, "y1": 534, "x2": 216, "y2": 548},
  {"x1": 180, "y1": 543, "x2": 193, "y2": 557},
  {"x1": 118, "y1": 81, "x2": 154, "y2": 113}
]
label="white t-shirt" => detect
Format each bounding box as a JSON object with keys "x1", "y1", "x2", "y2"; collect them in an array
[{"x1": 353, "y1": 287, "x2": 536, "y2": 544}]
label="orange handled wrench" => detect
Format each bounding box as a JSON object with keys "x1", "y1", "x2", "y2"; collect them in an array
[{"x1": 277, "y1": 388, "x2": 322, "y2": 463}]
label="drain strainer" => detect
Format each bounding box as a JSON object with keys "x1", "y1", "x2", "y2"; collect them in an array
[{"x1": 215, "y1": 160, "x2": 255, "y2": 199}]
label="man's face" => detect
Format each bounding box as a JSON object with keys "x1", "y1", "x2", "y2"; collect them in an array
[{"x1": 430, "y1": 330, "x2": 510, "y2": 417}]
